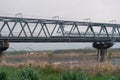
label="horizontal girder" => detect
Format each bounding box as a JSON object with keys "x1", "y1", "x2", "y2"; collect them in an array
[
  {"x1": 0, "y1": 37, "x2": 115, "y2": 42},
  {"x1": 0, "y1": 16, "x2": 120, "y2": 26},
  {"x1": 0, "y1": 16, "x2": 120, "y2": 42}
]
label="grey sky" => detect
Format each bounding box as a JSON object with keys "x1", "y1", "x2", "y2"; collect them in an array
[
  {"x1": 0, "y1": 0, "x2": 120, "y2": 22},
  {"x1": 0, "y1": 0, "x2": 120, "y2": 50}
]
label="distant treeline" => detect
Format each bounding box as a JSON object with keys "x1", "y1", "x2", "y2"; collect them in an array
[
  {"x1": 108, "y1": 48, "x2": 120, "y2": 53},
  {"x1": 50, "y1": 48, "x2": 96, "y2": 54}
]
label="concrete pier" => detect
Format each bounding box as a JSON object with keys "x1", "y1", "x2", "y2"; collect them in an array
[
  {"x1": 93, "y1": 42, "x2": 113, "y2": 62},
  {"x1": 0, "y1": 41, "x2": 9, "y2": 63}
]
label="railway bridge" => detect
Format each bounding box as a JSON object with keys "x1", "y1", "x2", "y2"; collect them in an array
[{"x1": 0, "y1": 16, "x2": 120, "y2": 62}]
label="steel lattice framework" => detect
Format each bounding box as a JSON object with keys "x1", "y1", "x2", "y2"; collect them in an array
[{"x1": 0, "y1": 16, "x2": 120, "y2": 42}]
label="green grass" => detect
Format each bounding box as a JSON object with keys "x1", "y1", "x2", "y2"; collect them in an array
[
  {"x1": 0, "y1": 66, "x2": 17, "y2": 80},
  {"x1": 17, "y1": 67, "x2": 40, "y2": 80},
  {"x1": 0, "y1": 66, "x2": 119, "y2": 80},
  {"x1": 60, "y1": 71, "x2": 88, "y2": 80}
]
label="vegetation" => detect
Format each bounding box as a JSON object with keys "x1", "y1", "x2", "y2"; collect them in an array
[
  {"x1": 0, "y1": 70, "x2": 7, "y2": 80},
  {"x1": 6, "y1": 48, "x2": 120, "y2": 55},
  {"x1": 0, "y1": 66, "x2": 119, "y2": 80},
  {"x1": 5, "y1": 51, "x2": 27, "y2": 55},
  {"x1": 51, "y1": 48, "x2": 96, "y2": 54},
  {"x1": 17, "y1": 67, "x2": 40, "y2": 80},
  {"x1": 3, "y1": 48, "x2": 120, "y2": 80},
  {"x1": 60, "y1": 71, "x2": 87, "y2": 80}
]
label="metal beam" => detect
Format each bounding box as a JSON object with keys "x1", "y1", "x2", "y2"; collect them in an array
[{"x1": 0, "y1": 16, "x2": 120, "y2": 42}]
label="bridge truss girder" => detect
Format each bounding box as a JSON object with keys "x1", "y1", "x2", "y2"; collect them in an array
[{"x1": 0, "y1": 16, "x2": 120, "y2": 42}]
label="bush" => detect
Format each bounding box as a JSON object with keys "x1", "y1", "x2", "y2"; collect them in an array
[
  {"x1": 17, "y1": 67, "x2": 40, "y2": 80},
  {"x1": 42, "y1": 64, "x2": 54, "y2": 74},
  {"x1": 95, "y1": 72, "x2": 104, "y2": 78},
  {"x1": 77, "y1": 72, "x2": 88, "y2": 80},
  {"x1": 60, "y1": 71, "x2": 87, "y2": 80},
  {"x1": 0, "y1": 71, "x2": 7, "y2": 80},
  {"x1": 108, "y1": 76, "x2": 120, "y2": 80}
]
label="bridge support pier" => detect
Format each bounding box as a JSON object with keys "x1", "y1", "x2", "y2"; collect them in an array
[
  {"x1": 0, "y1": 41, "x2": 9, "y2": 63},
  {"x1": 93, "y1": 42, "x2": 113, "y2": 62}
]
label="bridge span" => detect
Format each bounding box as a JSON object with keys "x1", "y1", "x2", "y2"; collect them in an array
[{"x1": 0, "y1": 16, "x2": 120, "y2": 62}]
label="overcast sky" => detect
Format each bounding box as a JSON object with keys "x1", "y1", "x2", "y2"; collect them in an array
[
  {"x1": 0, "y1": 0, "x2": 120, "y2": 50},
  {"x1": 0, "y1": 0, "x2": 120, "y2": 22}
]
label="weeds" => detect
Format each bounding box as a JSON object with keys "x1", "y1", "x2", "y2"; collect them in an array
[
  {"x1": 0, "y1": 66, "x2": 119, "y2": 80},
  {"x1": 0, "y1": 70, "x2": 7, "y2": 80},
  {"x1": 60, "y1": 71, "x2": 87, "y2": 80},
  {"x1": 17, "y1": 67, "x2": 40, "y2": 80}
]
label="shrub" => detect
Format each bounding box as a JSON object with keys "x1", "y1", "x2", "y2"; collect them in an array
[
  {"x1": 77, "y1": 72, "x2": 88, "y2": 80},
  {"x1": 17, "y1": 67, "x2": 40, "y2": 80},
  {"x1": 42, "y1": 64, "x2": 54, "y2": 74},
  {"x1": 95, "y1": 72, "x2": 103, "y2": 78},
  {"x1": 108, "y1": 76, "x2": 120, "y2": 80},
  {"x1": 60, "y1": 71, "x2": 87, "y2": 80},
  {"x1": 0, "y1": 71, "x2": 7, "y2": 80}
]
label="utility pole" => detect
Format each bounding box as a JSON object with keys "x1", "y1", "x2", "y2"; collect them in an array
[
  {"x1": 52, "y1": 16, "x2": 59, "y2": 20},
  {"x1": 84, "y1": 18, "x2": 91, "y2": 22},
  {"x1": 15, "y1": 13, "x2": 22, "y2": 18}
]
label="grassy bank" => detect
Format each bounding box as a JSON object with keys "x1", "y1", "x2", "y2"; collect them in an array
[
  {"x1": 0, "y1": 65, "x2": 119, "y2": 80},
  {"x1": 2, "y1": 48, "x2": 120, "y2": 80}
]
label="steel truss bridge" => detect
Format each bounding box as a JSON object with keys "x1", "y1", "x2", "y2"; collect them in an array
[
  {"x1": 0, "y1": 16, "x2": 120, "y2": 42},
  {"x1": 0, "y1": 16, "x2": 120, "y2": 62}
]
